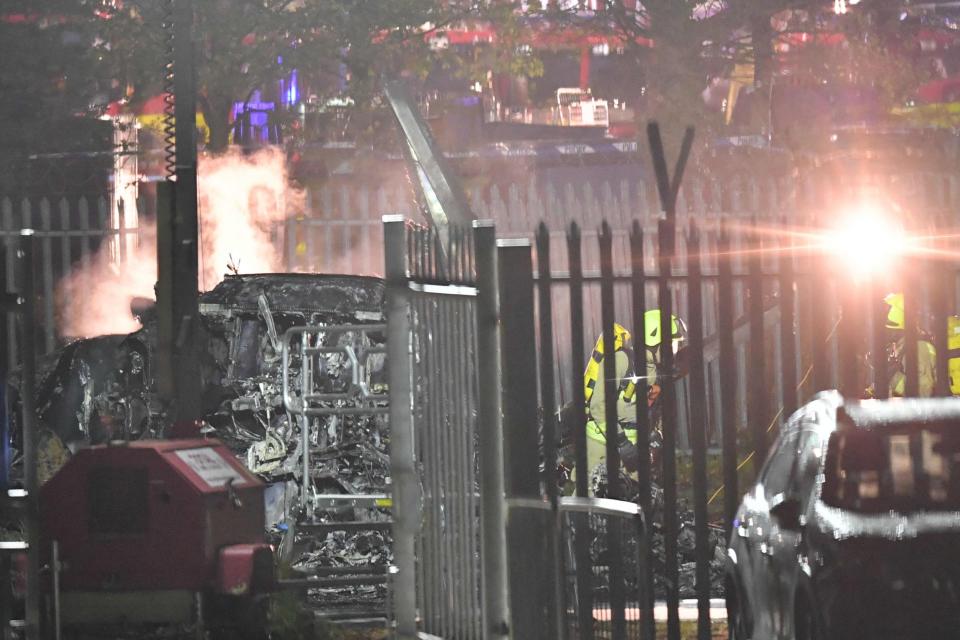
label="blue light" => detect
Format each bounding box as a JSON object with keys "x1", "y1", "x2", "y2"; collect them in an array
[
  {"x1": 288, "y1": 69, "x2": 299, "y2": 105},
  {"x1": 280, "y1": 70, "x2": 299, "y2": 107}
]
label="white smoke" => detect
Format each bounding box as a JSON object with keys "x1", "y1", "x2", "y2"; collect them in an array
[{"x1": 57, "y1": 148, "x2": 305, "y2": 338}]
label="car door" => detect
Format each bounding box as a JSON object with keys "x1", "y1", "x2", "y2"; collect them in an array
[
  {"x1": 737, "y1": 430, "x2": 801, "y2": 640},
  {"x1": 766, "y1": 429, "x2": 824, "y2": 639}
]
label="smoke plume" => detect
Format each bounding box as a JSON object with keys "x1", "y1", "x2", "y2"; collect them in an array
[{"x1": 57, "y1": 148, "x2": 304, "y2": 338}]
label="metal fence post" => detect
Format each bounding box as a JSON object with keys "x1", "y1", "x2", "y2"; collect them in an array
[
  {"x1": 568, "y1": 223, "x2": 589, "y2": 498},
  {"x1": 717, "y1": 226, "x2": 739, "y2": 532},
  {"x1": 778, "y1": 222, "x2": 798, "y2": 419},
  {"x1": 19, "y1": 231, "x2": 39, "y2": 640},
  {"x1": 838, "y1": 281, "x2": 862, "y2": 398},
  {"x1": 629, "y1": 220, "x2": 655, "y2": 640},
  {"x1": 474, "y1": 220, "x2": 509, "y2": 640},
  {"x1": 535, "y1": 223, "x2": 564, "y2": 640},
  {"x1": 809, "y1": 229, "x2": 831, "y2": 394},
  {"x1": 598, "y1": 221, "x2": 625, "y2": 640},
  {"x1": 567, "y1": 223, "x2": 594, "y2": 640},
  {"x1": 0, "y1": 241, "x2": 6, "y2": 377},
  {"x1": 629, "y1": 221, "x2": 651, "y2": 512},
  {"x1": 747, "y1": 236, "x2": 767, "y2": 476},
  {"x1": 498, "y1": 239, "x2": 545, "y2": 640},
  {"x1": 657, "y1": 216, "x2": 681, "y2": 640},
  {"x1": 384, "y1": 215, "x2": 418, "y2": 639},
  {"x1": 871, "y1": 281, "x2": 889, "y2": 400},
  {"x1": 932, "y1": 246, "x2": 951, "y2": 398},
  {"x1": 903, "y1": 281, "x2": 919, "y2": 398},
  {"x1": 685, "y1": 224, "x2": 711, "y2": 640}
]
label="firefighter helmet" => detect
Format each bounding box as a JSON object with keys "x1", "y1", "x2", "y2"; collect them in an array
[
  {"x1": 884, "y1": 293, "x2": 905, "y2": 330},
  {"x1": 643, "y1": 310, "x2": 685, "y2": 348}
]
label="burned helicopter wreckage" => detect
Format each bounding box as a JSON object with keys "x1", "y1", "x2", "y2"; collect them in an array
[
  {"x1": 4, "y1": 81, "x2": 477, "y2": 618},
  {"x1": 7, "y1": 273, "x2": 392, "y2": 608}
]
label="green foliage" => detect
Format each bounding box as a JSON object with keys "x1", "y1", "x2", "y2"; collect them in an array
[
  {"x1": 783, "y1": 8, "x2": 929, "y2": 107},
  {"x1": 529, "y1": 1, "x2": 932, "y2": 153},
  {"x1": 0, "y1": 0, "x2": 111, "y2": 186},
  {"x1": 431, "y1": 1, "x2": 544, "y2": 86},
  {"x1": 267, "y1": 590, "x2": 325, "y2": 640},
  {"x1": 89, "y1": 0, "x2": 440, "y2": 151}
]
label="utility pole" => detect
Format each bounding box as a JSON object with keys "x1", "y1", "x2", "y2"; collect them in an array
[{"x1": 157, "y1": 0, "x2": 202, "y2": 422}]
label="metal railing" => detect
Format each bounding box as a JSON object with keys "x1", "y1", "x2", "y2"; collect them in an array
[
  {"x1": 506, "y1": 496, "x2": 653, "y2": 640},
  {"x1": 559, "y1": 497, "x2": 651, "y2": 640}
]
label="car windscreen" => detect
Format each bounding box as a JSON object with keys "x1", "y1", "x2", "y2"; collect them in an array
[{"x1": 822, "y1": 422, "x2": 960, "y2": 513}]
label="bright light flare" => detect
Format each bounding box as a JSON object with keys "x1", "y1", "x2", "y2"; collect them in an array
[{"x1": 821, "y1": 205, "x2": 907, "y2": 278}]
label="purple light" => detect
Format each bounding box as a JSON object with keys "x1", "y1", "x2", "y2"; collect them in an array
[
  {"x1": 280, "y1": 69, "x2": 299, "y2": 107},
  {"x1": 288, "y1": 69, "x2": 299, "y2": 105}
]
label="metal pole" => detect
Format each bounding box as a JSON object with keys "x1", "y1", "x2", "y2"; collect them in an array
[
  {"x1": 686, "y1": 225, "x2": 711, "y2": 640},
  {"x1": 904, "y1": 280, "x2": 919, "y2": 398},
  {"x1": 535, "y1": 223, "x2": 564, "y2": 640},
  {"x1": 19, "y1": 231, "x2": 39, "y2": 640},
  {"x1": 598, "y1": 222, "x2": 625, "y2": 640},
  {"x1": 384, "y1": 215, "x2": 418, "y2": 639},
  {"x1": 717, "y1": 227, "x2": 739, "y2": 532},
  {"x1": 52, "y1": 541, "x2": 61, "y2": 640},
  {"x1": 568, "y1": 223, "x2": 589, "y2": 498},
  {"x1": 567, "y1": 223, "x2": 593, "y2": 640},
  {"x1": 931, "y1": 251, "x2": 950, "y2": 397},
  {"x1": 747, "y1": 241, "x2": 767, "y2": 476},
  {"x1": 778, "y1": 223, "x2": 798, "y2": 419},
  {"x1": 871, "y1": 282, "x2": 889, "y2": 400},
  {"x1": 629, "y1": 220, "x2": 655, "y2": 640},
  {"x1": 497, "y1": 240, "x2": 543, "y2": 640},
  {"x1": 0, "y1": 234, "x2": 7, "y2": 378},
  {"x1": 646, "y1": 121, "x2": 693, "y2": 640},
  {"x1": 657, "y1": 217, "x2": 680, "y2": 640},
  {"x1": 629, "y1": 221, "x2": 651, "y2": 513},
  {"x1": 474, "y1": 220, "x2": 509, "y2": 640},
  {"x1": 156, "y1": 181, "x2": 175, "y2": 403},
  {"x1": 810, "y1": 236, "x2": 831, "y2": 394},
  {"x1": 838, "y1": 285, "x2": 861, "y2": 398},
  {"x1": 0, "y1": 551, "x2": 10, "y2": 640},
  {"x1": 172, "y1": 0, "x2": 201, "y2": 421}
]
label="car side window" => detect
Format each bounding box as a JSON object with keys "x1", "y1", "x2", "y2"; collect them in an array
[
  {"x1": 760, "y1": 431, "x2": 800, "y2": 499},
  {"x1": 788, "y1": 430, "x2": 825, "y2": 510}
]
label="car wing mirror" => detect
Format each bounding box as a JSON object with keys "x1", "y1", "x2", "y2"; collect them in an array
[{"x1": 769, "y1": 495, "x2": 803, "y2": 531}]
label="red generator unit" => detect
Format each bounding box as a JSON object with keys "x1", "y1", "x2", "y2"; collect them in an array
[{"x1": 40, "y1": 439, "x2": 274, "y2": 635}]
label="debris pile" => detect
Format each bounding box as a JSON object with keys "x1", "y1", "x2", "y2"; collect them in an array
[{"x1": 11, "y1": 273, "x2": 393, "y2": 613}]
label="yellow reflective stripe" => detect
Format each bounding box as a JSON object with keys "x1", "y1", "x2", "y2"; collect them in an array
[
  {"x1": 949, "y1": 357, "x2": 960, "y2": 394},
  {"x1": 584, "y1": 376, "x2": 597, "y2": 403}
]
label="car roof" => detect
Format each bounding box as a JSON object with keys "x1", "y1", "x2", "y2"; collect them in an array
[
  {"x1": 198, "y1": 273, "x2": 385, "y2": 316},
  {"x1": 838, "y1": 398, "x2": 960, "y2": 431},
  {"x1": 783, "y1": 392, "x2": 960, "y2": 440}
]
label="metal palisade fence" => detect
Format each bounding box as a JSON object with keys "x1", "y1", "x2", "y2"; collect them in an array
[
  {"x1": 0, "y1": 173, "x2": 960, "y2": 424},
  {"x1": 495, "y1": 203, "x2": 960, "y2": 640},
  {"x1": 384, "y1": 217, "x2": 509, "y2": 640}
]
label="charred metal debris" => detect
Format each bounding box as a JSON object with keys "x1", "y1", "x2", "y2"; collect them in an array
[{"x1": 7, "y1": 273, "x2": 392, "y2": 611}]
